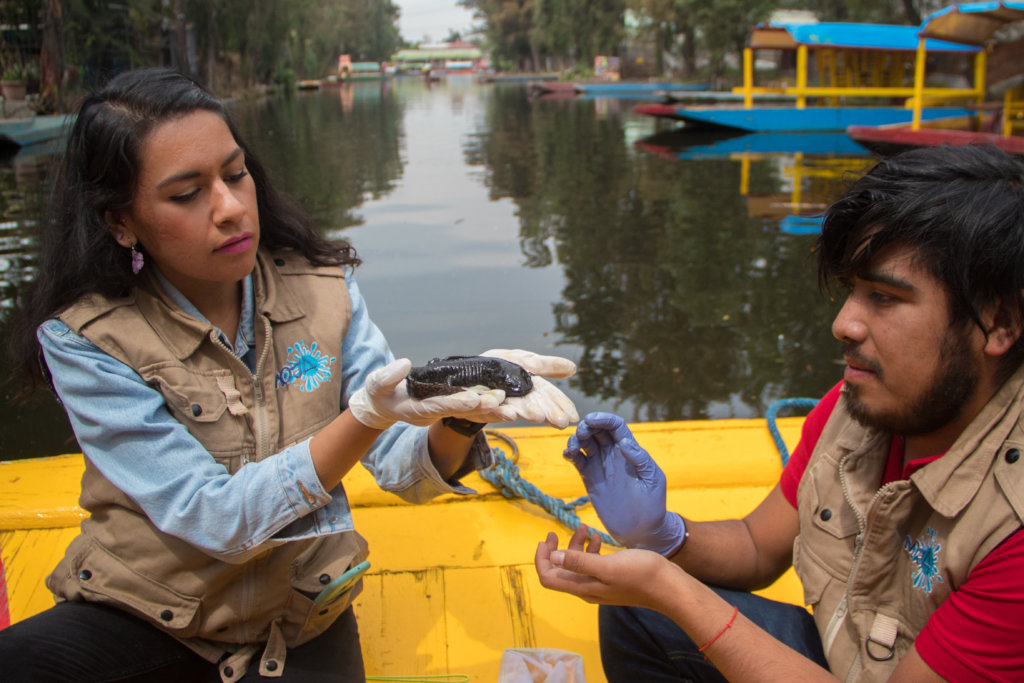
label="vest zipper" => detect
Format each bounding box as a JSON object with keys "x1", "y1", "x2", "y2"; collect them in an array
[
  {"x1": 823, "y1": 452, "x2": 895, "y2": 661},
  {"x1": 249, "y1": 319, "x2": 274, "y2": 463},
  {"x1": 210, "y1": 320, "x2": 273, "y2": 465}
]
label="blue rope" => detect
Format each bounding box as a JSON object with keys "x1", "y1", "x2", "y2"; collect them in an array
[
  {"x1": 481, "y1": 398, "x2": 818, "y2": 543},
  {"x1": 480, "y1": 431, "x2": 620, "y2": 546},
  {"x1": 765, "y1": 398, "x2": 819, "y2": 466}
]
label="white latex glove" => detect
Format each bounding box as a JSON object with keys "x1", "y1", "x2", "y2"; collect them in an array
[
  {"x1": 348, "y1": 358, "x2": 505, "y2": 430},
  {"x1": 457, "y1": 349, "x2": 579, "y2": 429}
]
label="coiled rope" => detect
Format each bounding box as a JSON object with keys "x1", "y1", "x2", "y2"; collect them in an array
[
  {"x1": 480, "y1": 430, "x2": 620, "y2": 546},
  {"x1": 480, "y1": 398, "x2": 820, "y2": 541}
]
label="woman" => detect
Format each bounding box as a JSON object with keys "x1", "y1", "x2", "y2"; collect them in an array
[{"x1": 1, "y1": 68, "x2": 578, "y2": 682}]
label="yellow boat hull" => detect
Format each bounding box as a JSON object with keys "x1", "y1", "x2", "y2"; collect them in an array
[{"x1": 0, "y1": 418, "x2": 806, "y2": 681}]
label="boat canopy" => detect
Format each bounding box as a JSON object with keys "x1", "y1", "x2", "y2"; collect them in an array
[
  {"x1": 750, "y1": 22, "x2": 980, "y2": 53},
  {"x1": 918, "y1": 1, "x2": 1024, "y2": 45}
]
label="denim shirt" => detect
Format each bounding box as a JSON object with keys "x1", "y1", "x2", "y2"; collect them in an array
[{"x1": 38, "y1": 272, "x2": 488, "y2": 563}]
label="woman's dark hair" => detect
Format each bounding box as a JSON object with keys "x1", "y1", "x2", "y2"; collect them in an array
[
  {"x1": 818, "y1": 144, "x2": 1024, "y2": 378},
  {"x1": 9, "y1": 67, "x2": 359, "y2": 394}
]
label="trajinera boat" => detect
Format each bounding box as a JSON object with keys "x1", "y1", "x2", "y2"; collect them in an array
[
  {"x1": 0, "y1": 411, "x2": 810, "y2": 682},
  {"x1": 635, "y1": 20, "x2": 981, "y2": 132}
]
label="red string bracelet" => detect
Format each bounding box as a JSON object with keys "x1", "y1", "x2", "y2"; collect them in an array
[{"x1": 698, "y1": 605, "x2": 739, "y2": 656}]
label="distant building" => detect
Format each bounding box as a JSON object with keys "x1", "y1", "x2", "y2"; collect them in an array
[{"x1": 391, "y1": 42, "x2": 484, "y2": 73}]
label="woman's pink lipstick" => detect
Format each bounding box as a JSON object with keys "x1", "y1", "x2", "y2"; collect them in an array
[{"x1": 215, "y1": 233, "x2": 253, "y2": 254}]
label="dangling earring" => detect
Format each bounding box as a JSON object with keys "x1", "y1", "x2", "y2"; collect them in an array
[{"x1": 130, "y1": 242, "x2": 144, "y2": 274}]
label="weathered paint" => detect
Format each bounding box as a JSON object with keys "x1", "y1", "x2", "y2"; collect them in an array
[{"x1": 0, "y1": 418, "x2": 807, "y2": 682}]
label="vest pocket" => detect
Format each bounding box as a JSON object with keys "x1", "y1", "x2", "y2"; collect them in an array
[
  {"x1": 69, "y1": 539, "x2": 202, "y2": 636},
  {"x1": 142, "y1": 364, "x2": 246, "y2": 455}
]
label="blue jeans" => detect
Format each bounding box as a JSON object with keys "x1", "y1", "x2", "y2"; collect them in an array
[{"x1": 599, "y1": 586, "x2": 829, "y2": 682}]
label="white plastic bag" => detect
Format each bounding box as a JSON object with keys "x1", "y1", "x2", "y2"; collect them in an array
[{"x1": 497, "y1": 647, "x2": 586, "y2": 683}]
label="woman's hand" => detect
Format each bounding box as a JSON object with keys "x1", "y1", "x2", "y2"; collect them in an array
[
  {"x1": 458, "y1": 349, "x2": 580, "y2": 429},
  {"x1": 535, "y1": 525, "x2": 684, "y2": 611},
  {"x1": 348, "y1": 358, "x2": 504, "y2": 429}
]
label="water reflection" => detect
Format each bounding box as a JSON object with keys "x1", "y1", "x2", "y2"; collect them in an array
[{"x1": 0, "y1": 78, "x2": 863, "y2": 459}]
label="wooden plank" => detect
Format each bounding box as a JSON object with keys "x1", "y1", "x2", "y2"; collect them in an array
[{"x1": 0, "y1": 417, "x2": 810, "y2": 681}]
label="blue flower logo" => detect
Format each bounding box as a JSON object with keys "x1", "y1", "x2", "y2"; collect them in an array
[
  {"x1": 904, "y1": 527, "x2": 944, "y2": 594},
  {"x1": 276, "y1": 340, "x2": 336, "y2": 392}
]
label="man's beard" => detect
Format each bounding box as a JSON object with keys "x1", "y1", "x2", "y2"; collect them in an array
[{"x1": 844, "y1": 328, "x2": 980, "y2": 436}]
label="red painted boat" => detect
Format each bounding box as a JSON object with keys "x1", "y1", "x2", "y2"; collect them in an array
[{"x1": 847, "y1": 117, "x2": 1024, "y2": 157}]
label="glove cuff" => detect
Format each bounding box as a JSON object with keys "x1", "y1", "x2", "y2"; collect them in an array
[{"x1": 635, "y1": 512, "x2": 686, "y2": 556}]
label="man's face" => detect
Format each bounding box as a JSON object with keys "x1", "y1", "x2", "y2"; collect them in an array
[{"x1": 831, "y1": 245, "x2": 984, "y2": 436}]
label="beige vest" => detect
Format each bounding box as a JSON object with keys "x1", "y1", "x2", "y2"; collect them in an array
[
  {"x1": 47, "y1": 249, "x2": 368, "y2": 680},
  {"x1": 793, "y1": 368, "x2": 1024, "y2": 681}
]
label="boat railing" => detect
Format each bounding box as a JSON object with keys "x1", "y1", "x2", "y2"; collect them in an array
[{"x1": 1002, "y1": 83, "x2": 1024, "y2": 136}]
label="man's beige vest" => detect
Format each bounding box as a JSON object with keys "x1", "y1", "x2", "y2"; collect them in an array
[
  {"x1": 47, "y1": 249, "x2": 368, "y2": 680},
  {"x1": 793, "y1": 368, "x2": 1024, "y2": 681}
]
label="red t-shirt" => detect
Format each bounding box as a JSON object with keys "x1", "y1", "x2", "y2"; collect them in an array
[{"x1": 780, "y1": 382, "x2": 1024, "y2": 682}]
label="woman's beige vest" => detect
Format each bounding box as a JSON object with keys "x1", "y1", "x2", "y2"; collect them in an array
[
  {"x1": 793, "y1": 369, "x2": 1024, "y2": 681},
  {"x1": 47, "y1": 249, "x2": 367, "y2": 680}
]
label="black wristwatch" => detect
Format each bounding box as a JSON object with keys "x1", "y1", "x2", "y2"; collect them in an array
[{"x1": 441, "y1": 417, "x2": 486, "y2": 437}]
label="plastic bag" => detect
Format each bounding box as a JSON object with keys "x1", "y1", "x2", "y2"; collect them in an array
[{"x1": 497, "y1": 648, "x2": 586, "y2": 682}]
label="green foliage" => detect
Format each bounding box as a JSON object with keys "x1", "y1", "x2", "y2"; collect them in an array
[{"x1": 28, "y1": 0, "x2": 403, "y2": 93}]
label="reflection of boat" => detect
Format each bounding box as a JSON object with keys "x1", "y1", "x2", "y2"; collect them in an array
[
  {"x1": 635, "y1": 129, "x2": 871, "y2": 160},
  {"x1": 0, "y1": 114, "x2": 75, "y2": 148},
  {"x1": 1, "y1": 419, "x2": 807, "y2": 681},
  {"x1": 636, "y1": 22, "x2": 979, "y2": 132},
  {"x1": 634, "y1": 128, "x2": 874, "y2": 233},
  {"x1": 847, "y1": 2, "x2": 1024, "y2": 156}
]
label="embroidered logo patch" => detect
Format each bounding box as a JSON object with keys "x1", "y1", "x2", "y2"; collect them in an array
[
  {"x1": 904, "y1": 527, "x2": 944, "y2": 594},
  {"x1": 275, "y1": 340, "x2": 336, "y2": 392}
]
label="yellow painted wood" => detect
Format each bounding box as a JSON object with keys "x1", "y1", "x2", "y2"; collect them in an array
[
  {"x1": 0, "y1": 527, "x2": 79, "y2": 621},
  {"x1": 0, "y1": 417, "x2": 808, "y2": 682}
]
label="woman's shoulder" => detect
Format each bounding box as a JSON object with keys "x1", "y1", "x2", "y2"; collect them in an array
[
  {"x1": 54, "y1": 289, "x2": 141, "y2": 335},
  {"x1": 260, "y1": 247, "x2": 349, "y2": 275}
]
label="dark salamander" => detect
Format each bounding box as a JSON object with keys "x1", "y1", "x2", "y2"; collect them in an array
[{"x1": 406, "y1": 355, "x2": 534, "y2": 399}]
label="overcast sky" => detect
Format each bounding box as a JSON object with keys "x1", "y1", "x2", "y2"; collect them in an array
[{"x1": 397, "y1": 0, "x2": 477, "y2": 44}]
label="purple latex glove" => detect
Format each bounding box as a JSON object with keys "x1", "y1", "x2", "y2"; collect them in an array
[{"x1": 564, "y1": 412, "x2": 685, "y2": 555}]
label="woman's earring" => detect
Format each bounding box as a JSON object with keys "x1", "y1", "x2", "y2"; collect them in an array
[{"x1": 131, "y1": 243, "x2": 144, "y2": 274}]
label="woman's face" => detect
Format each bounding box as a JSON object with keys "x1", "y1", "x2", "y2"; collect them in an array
[{"x1": 113, "y1": 110, "x2": 260, "y2": 304}]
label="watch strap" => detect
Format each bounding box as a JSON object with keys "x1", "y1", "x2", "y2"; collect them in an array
[{"x1": 442, "y1": 417, "x2": 486, "y2": 437}]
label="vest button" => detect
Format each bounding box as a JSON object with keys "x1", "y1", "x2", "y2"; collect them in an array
[
  {"x1": 78, "y1": 569, "x2": 92, "y2": 580},
  {"x1": 191, "y1": 403, "x2": 202, "y2": 416},
  {"x1": 319, "y1": 573, "x2": 331, "y2": 584},
  {"x1": 223, "y1": 666, "x2": 234, "y2": 678},
  {"x1": 1006, "y1": 448, "x2": 1020, "y2": 464},
  {"x1": 274, "y1": 258, "x2": 285, "y2": 266},
  {"x1": 819, "y1": 508, "x2": 832, "y2": 521},
  {"x1": 159, "y1": 609, "x2": 173, "y2": 621},
  {"x1": 265, "y1": 660, "x2": 278, "y2": 672}
]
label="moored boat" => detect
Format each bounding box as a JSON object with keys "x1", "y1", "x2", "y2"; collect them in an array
[
  {"x1": 0, "y1": 114, "x2": 75, "y2": 149},
  {"x1": 0, "y1": 417, "x2": 808, "y2": 681},
  {"x1": 845, "y1": 1, "x2": 1024, "y2": 156},
  {"x1": 635, "y1": 21, "x2": 981, "y2": 133}
]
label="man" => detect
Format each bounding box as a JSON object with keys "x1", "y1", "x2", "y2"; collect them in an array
[{"x1": 535, "y1": 144, "x2": 1024, "y2": 682}]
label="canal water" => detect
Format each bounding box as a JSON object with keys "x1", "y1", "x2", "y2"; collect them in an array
[{"x1": 0, "y1": 74, "x2": 876, "y2": 460}]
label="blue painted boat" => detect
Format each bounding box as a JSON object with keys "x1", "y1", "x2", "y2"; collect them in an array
[
  {"x1": 0, "y1": 114, "x2": 74, "y2": 148},
  {"x1": 635, "y1": 21, "x2": 982, "y2": 133},
  {"x1": 846, "y1": 1, "x2": 1024, "y2": 154},
  {"x1": 574, "y1": 82, "x2": 710, "y2": 97},
  {"x1": 635, "y1": 130, "x2": 870, "y2": 159},
  {"x1": 636, "y1": 103, "x2": 975, "y2": 133}
]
